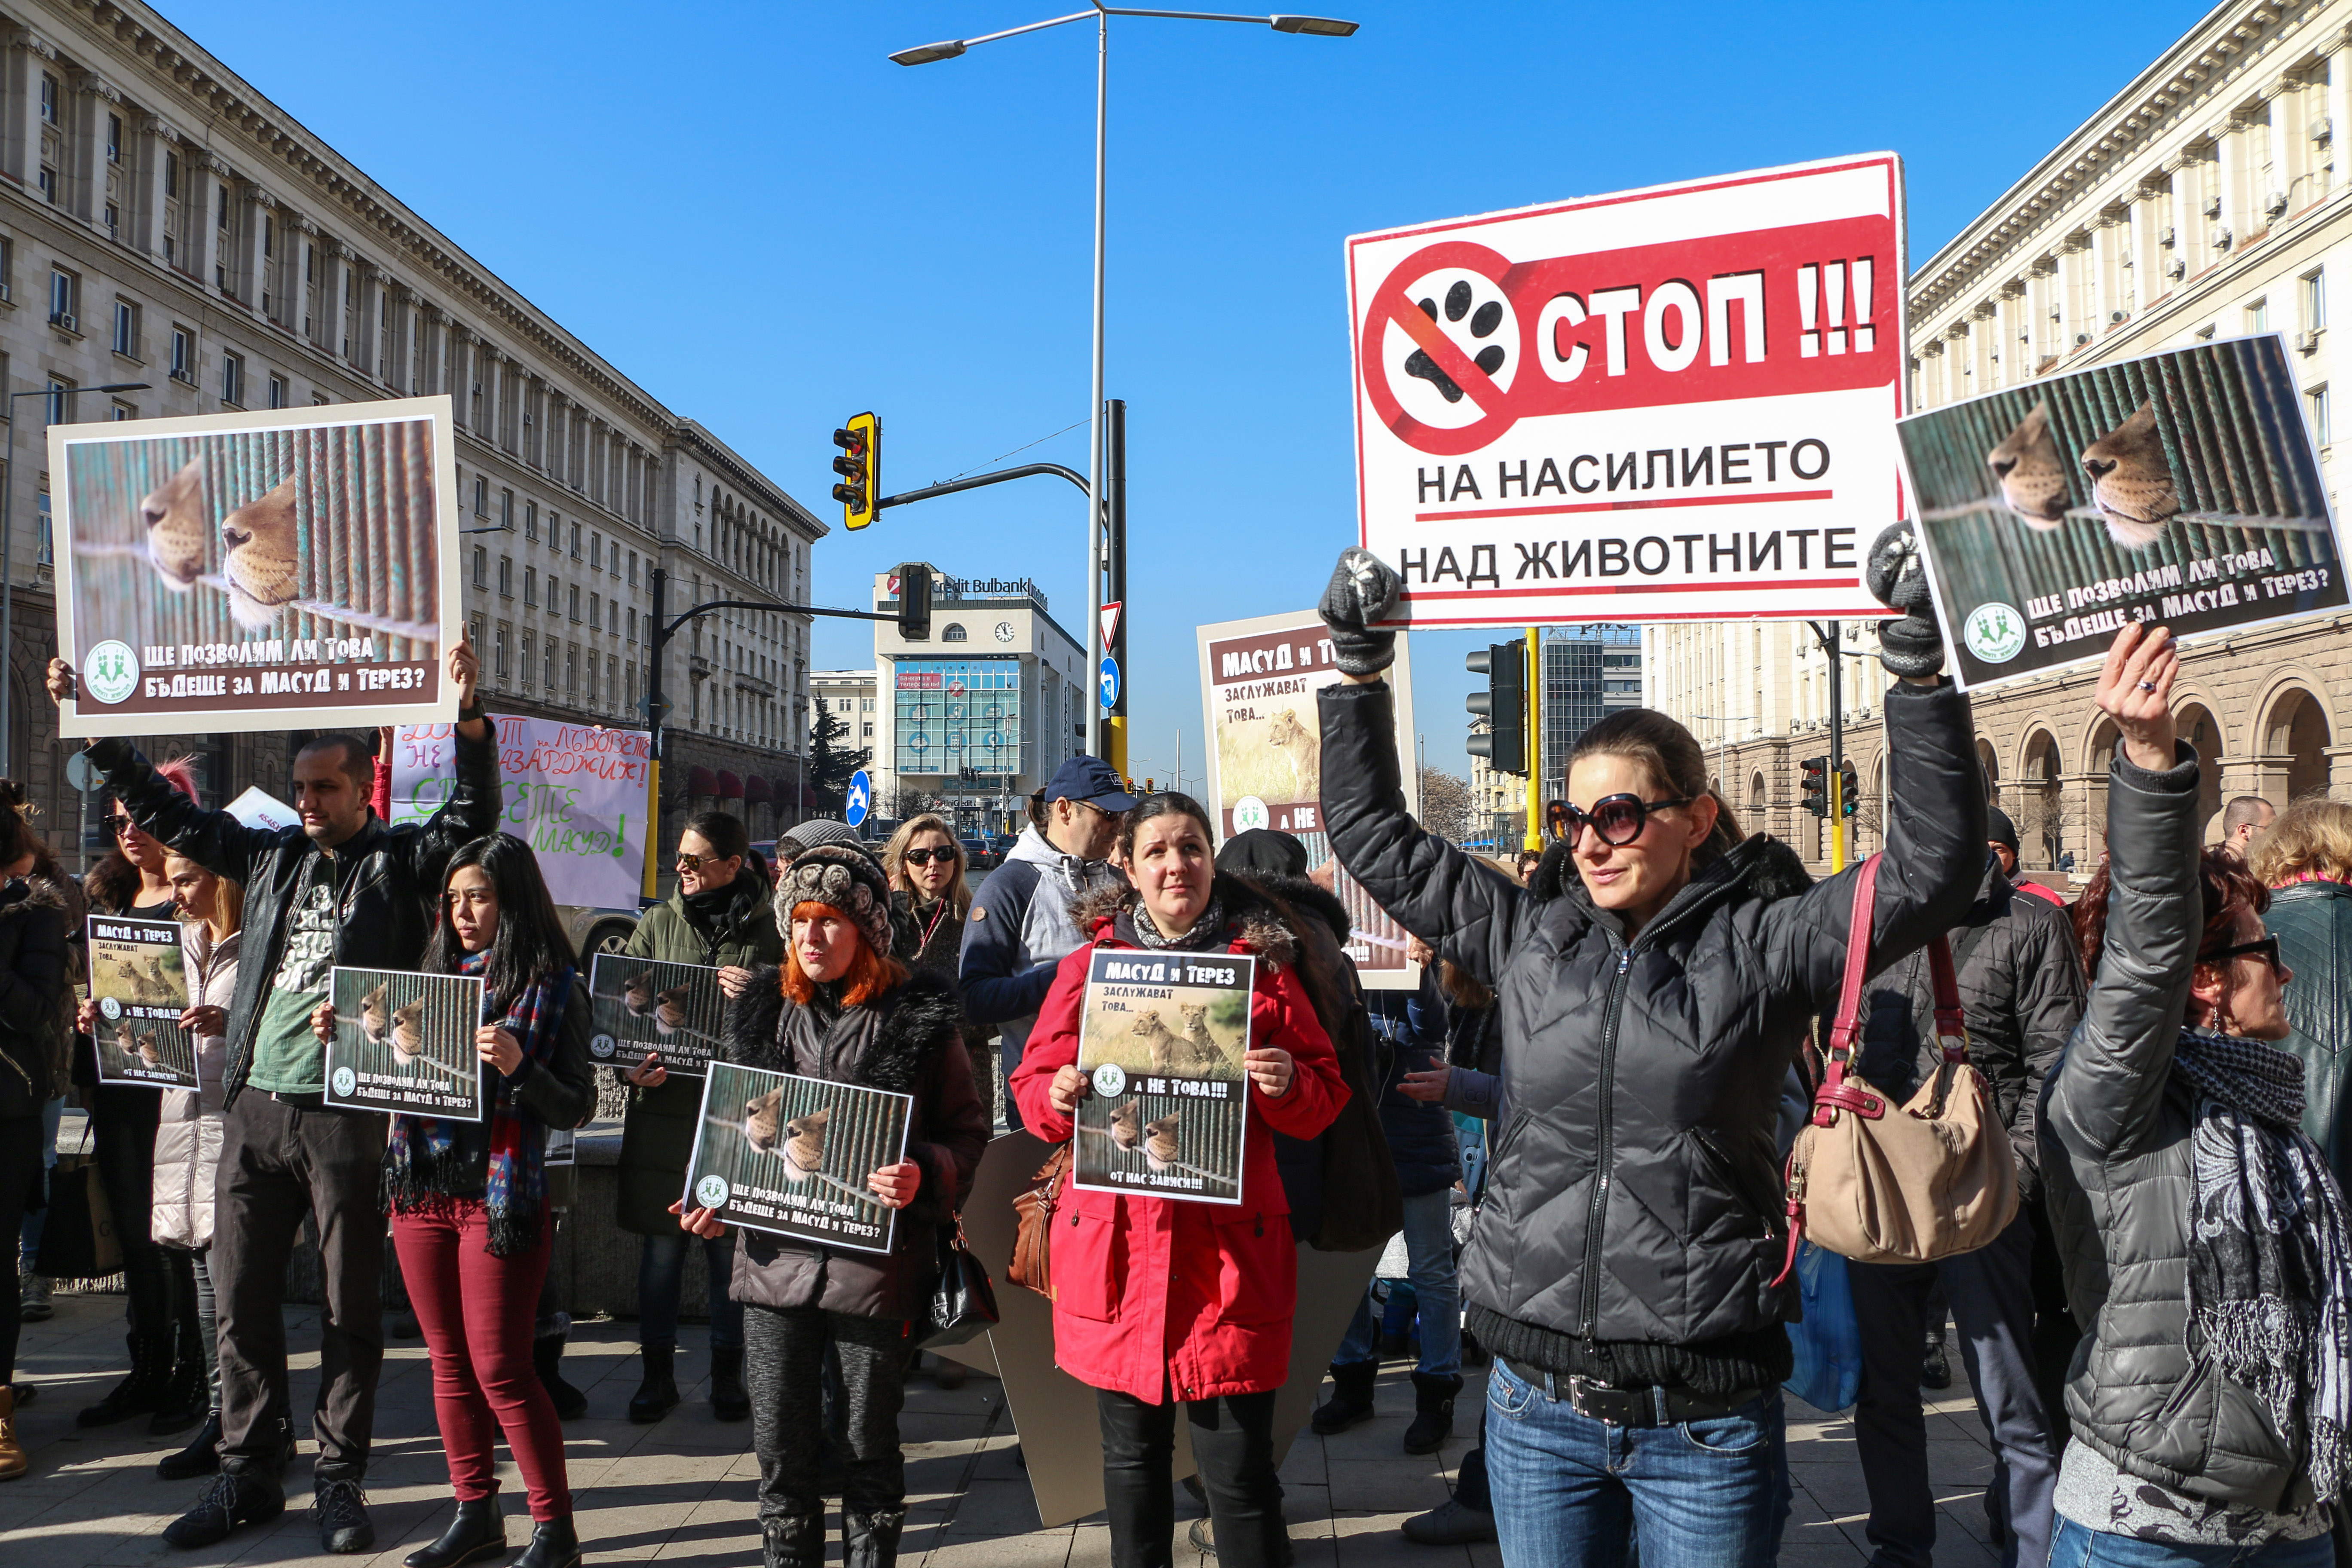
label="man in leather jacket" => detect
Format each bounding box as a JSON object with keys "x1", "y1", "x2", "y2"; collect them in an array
[{"x1": 46, "y1": 648, "x2": 497, "y2": 1554}]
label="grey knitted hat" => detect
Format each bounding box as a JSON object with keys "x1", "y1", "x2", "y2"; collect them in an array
[
  {"x1": 773, "y1": 844, "x2": 894, "y2": 956},
  {"x1": 782, "y1": 818, "x2": 868, "y2": 854}
]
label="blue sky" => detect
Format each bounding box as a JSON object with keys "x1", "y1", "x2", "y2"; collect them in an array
[{"x1": 164, "y1": 0, "x2": 2214, "y2": 789}]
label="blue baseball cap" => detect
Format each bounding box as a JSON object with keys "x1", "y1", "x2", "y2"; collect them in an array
[{"x1": 1045, "y1": 755, "x2": 1139, "y2": 812}]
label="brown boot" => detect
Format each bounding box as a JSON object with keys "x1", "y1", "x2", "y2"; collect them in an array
[{"x1": 0, "y1": 1383, "x2": 27, "y2": 1480}]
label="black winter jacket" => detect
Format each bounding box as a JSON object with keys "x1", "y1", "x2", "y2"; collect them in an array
[
  {"x1": 1367, "y1": 985, "x2": 1462, "y2": 1199},
  {"x1": 90, "y1": 729, "x2": 502, "y2": 1107},
  {"x1": 1320, "y1": 676, "x2": 1983, "y2": 1395},
  {"x1": 0, "y1": 876, "x2": 70, "y2": 1117},
  {"x1": 2266, "y1": 879, "x2": 2352, "y2": 1186},
  {"x1": 1857, "y1": 853, "x2": 2085, "y2": 1201}
]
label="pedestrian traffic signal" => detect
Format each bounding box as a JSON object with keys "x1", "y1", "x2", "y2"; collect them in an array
[
  {"x1": 1839, "y1": 759, "x2": 1859, "y2": 818},
  {"x1": 1465, "y1": 643, "x2": 1527, "y2": 778},
  {"x1": 832, "y1": 412, "x2": 879, "y2": 530},
  {"x1": 896, "y1": 561, "x2": 932, "y2": 641},
  {"x1": 1800, "y1": 756, "x2": 1829, "y2": 818}
]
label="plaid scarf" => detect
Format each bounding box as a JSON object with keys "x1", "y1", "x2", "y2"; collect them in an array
[
  {"x1": 383, "y1": 956, "x2": 573, "y2": 1258},
  {"x1": 2174, "y1": 1026, "x2": 2352, "y2": 1499}
]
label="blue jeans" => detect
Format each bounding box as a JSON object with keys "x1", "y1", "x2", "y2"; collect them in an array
[
  {"x1": 17, "y1": 1095, "x2": 61, "y2": 1265},
  {"x1": 1335, "y1": 1187, "x2": 1462, "y2": 1377},
  {"x1": 2048, "y1": 1515, "x2": 2335, "y2": 1568},
  {"x1": 637, "y1": 1231, "x2": 743, "y2": 1352},
  {"x1": 1484, "y1": 1357, "x2": 1788, "y2": 1568}
]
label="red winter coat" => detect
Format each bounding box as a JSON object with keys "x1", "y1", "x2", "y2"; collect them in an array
[{"x1": 1010, "y1": 885, "x2": 1348, "y2": 1404}]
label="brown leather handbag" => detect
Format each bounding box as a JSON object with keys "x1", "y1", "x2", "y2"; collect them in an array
[
  {"x1": 1006, "y1": 1143, "x2": 1071, "y2": 1298},
  {"x1": 1772, "y1": 854, "x2": 2018, "y2": 1282}
]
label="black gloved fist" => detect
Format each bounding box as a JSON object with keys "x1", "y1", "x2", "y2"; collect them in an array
[
  {"x1": 1318, "y1": 547, "x2": 1403, "y2": 677},
  {"x1": 1866, "y1": 523, "x2": 1944, "y2": 680}
]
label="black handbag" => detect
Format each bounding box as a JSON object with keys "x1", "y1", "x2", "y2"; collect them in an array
[
  {"x1": 918, "y1": 1216, "x2": 999, "y2": 1350},
  {"x1": 36, "y1": 1135, "x2": 122, "y2": 1281}
]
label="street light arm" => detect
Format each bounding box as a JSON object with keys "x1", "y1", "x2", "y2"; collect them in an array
[{"x1": 658, "y1": 598, "x2": 902, "y2": 643}]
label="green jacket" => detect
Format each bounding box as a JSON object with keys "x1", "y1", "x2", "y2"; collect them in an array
[{"x1": 613, "y1": 870, "x2": 783, "y2": 1235}]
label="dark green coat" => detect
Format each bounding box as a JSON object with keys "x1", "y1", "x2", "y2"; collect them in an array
[{"x1": 613, "y1": 871, "x2": 783, "y2": 1235}]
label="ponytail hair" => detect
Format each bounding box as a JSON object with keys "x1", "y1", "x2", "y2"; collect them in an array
[{"x1": 1567, "y1": 708, "x2": 1744, "y2": 865}]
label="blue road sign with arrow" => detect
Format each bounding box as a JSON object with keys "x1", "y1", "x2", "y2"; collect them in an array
[
  {"x1": 845, "y1": 769, "x2": 872, "y2": 829},
  {"x1": 1099, "y1": 656, "x2": 1120, "y2": 711}
]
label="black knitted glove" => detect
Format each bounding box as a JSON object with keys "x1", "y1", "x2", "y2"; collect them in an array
[
  {"x1": 1867, "y1": 523, "x2": 1944, "y2": 680},
  {"x1": 1317, "y1": 547, "x2": 1403, "y2": 677}
]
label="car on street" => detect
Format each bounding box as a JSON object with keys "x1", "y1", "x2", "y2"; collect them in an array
[{"x1": 961, "y1": 835, "x2": 1000, "y2": 870}]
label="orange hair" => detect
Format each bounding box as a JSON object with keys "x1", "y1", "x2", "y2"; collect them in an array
[{"x1": 781, "y1": 900, "x2": 908, "y2": 1008}]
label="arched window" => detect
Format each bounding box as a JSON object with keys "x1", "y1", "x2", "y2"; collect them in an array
[{"x1": 942, "y1": 623, "x2": 968, "y2": 643}]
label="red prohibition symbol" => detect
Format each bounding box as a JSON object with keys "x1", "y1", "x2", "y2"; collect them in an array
[{"x1": 1358, "y1": 240, "x2": 1527, "y2": 458}]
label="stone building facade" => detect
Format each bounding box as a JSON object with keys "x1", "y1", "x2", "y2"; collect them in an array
[
  {"x1": 0, "y1": 0, "x2": 822, "y2": 872},
  {"x1": 1650, "y1": 0, "x2": 2352, "y2": 873}
]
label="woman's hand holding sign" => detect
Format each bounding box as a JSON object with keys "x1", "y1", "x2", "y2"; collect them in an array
[
  {"x1": 1049, "y1": 1063, "x2": 1090, "y2": 1116},
  {"x1": 1245, "y1": 1046, "x2": 1295, "y2": 1100},
  {"x1": 867, "y1": 1161, "x2": 922, "y2": 1210}
]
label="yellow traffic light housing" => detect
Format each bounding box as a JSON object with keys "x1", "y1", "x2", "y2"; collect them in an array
[{"x1": 832, "y1": 412, "x2": 880, "y2": 530}]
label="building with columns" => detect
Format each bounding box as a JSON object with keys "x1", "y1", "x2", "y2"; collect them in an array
[
  {"x1": 1645, "y1": 0, "x2": 2352, "y2": 871},
  {"x1": 0, "y1": 0, "x2": 823, "y2": 864}
]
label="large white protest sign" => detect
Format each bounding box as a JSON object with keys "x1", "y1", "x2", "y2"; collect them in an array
[
  {"x1": 389, "y1": 714, "x2": 649, "y2": 908},
  {"x1": 1348, "y1": 154, "x2": 1905, "y2": 628},
  {"x1": 53, "y1": 397, "x2": 459, "y2": 737}
]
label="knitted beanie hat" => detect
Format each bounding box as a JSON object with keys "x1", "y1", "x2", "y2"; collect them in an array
[
  {"x1": 782, "y1": 818, "x2": 868, "y2": 854},
  {"x1": 773, "y1": 843, "x2": 894, "y2": 956}
]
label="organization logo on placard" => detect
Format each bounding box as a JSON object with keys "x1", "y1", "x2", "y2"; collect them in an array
[
  {"x1": 1963, "y1": 603, "x2": 2028, "y2": 664},
  {"x1": 1232, "y1": 796, "x2": 1271, "y2": 833},
  {"x1": 83, "y1": 641, "x2": 139, "y2": 704},
  {"x1": 99, "y1": 996, "x2": 122, "y2": 1020},
  {"x1": 590, "y1": 1033, "x2": 616, "y2": 1060},
  {"x1": 332, "y1": 1066, "x2": 358, "y2": 1097},
  {"x1": 1091, "y1": 1063, "x2": 1127, "y2": 1100},
  {"x1": 694, "y1": 1175, "x2": 730, "y2": 1209}
]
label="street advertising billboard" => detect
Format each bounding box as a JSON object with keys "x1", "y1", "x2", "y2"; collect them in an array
[
  {"x1": 52, "y1": 396, "x2": 460, "y2": 737},
  {"x1": 1197, "y1": 611, "x2": 1420, "y2": 989},
  {"x1": 1899, "y1": 334, "x2": 2347, "y2": 691},
  {"x1": 389, "y1": 715, "x2": 651, "y2": 909},
  {"x1": 1348, "y1": 155, "x2": 1905, "y2": 628},
  {"x1": 684, "y1": 1064, "x2": 913, "y2": 1255},
  {"x1": 1072, "y1": 949, "x2": 1254, "y2": 1206}
]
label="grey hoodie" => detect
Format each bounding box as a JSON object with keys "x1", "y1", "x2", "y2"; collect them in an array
[{"x1": 958, "y1": 824, "x2": 1124, "y2": 1058}]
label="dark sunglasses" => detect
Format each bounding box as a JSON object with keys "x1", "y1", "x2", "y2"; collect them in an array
[
  {"x1": 102, "y1": 814, "x2": 134, "y2": 836},
  {"x1": 2205, "y1": 935, "x2": 2287, "y2": 975},
  {"x1": 901, "y1": 846, "x2": 959, "y2": 867},
  {"x1": 1559, "y1": 793, "x2": 1693, "y2": 847},
  {"x1": 674, "y1": 851, "x2": 734, "y2": 872}
]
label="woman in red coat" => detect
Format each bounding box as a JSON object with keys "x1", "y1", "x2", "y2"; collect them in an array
[{"x1": 1011, "y1": 792, "x2": 1347, "y2": 1568}]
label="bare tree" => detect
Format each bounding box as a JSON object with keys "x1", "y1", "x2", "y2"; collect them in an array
[{"x1": 1417, "y1": 765, "x2": 1474, "y2": 844}]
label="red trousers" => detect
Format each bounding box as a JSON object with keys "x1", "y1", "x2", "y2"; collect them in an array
[{"x1": 390, "y1": 1201, "x2": 569, "y2": 1519}]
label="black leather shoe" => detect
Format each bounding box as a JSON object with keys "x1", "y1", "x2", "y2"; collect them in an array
[
  {"x1": 162, "y1": 1472, "x2": 285, "y2": 1550},
  {"x1": 404, "y1": 1497, "x2": 506, "y2": 1568},
  {"x1": 513, "y1": 1513, "x2": 581, "y2": 1568},
  {"x1": 708, "y1": 1345, "x2": 750, "y2": 1423},
  {"x1": 156, "y1": 1411, "x2": 223, "y2": 1481},
  {"x1": 78, "y1": 1333, "x2": 171, "y2": 1427},
  {"x1": 762, "y1": 1510, "x2": 824, "y2": 1568},
  {"x1": 1186, "y1": 1516, "x2": 1296, "y2": 1565},
  {"x1": 628, "y1": 1346, "x2": 679, "y2": 1424},
  {"x1": 315, "y1": 1477, "x2": 376, "y2": 1554},
  {"x1": 149, "y1": 1354, "x2": 208, "y2": 1436},
  {"x1": 842, "y1": 1507, "x2": 904, "y2": 1568}
]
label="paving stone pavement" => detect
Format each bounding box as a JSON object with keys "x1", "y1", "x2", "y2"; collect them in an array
[{"x1": 2, "y1": 1292, "x2": 2006, "y2": 1565}]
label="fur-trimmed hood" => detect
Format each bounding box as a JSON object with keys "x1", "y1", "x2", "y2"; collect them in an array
[
  {"x1": 1069, "y1": 871, "x2": 1301, "y2": 968},
  {"x1": 0, "y1": 872, "x2": 74, "y2": 919},
  {"x1": 721, "y1": 963, "x2": 964, "y2": 1093}
]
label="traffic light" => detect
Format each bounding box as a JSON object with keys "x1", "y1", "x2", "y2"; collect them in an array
[
  {"x1": 896, "y1": 561, "x2": 932, "y2": 641},
  {"x1": 832, "y1": 412, "x2": 880, "y2": 530},
  {"x1": 1799, "y1": 756, "x2": 1829, "y2": 818},
  {"x1": 1465, "y1": 643, "x2": 1528, "y2": 777},
  {"x1": 1838, "y1": 759, "x2": 1859, "y2": 818}
]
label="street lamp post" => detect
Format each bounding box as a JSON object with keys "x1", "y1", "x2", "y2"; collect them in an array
[
  {"x1": 0, "y1": 380, "x2": 150, "y2": 779},
  {"x1": 890, "y1": 5, "x2": 1357, "y2": 763}
]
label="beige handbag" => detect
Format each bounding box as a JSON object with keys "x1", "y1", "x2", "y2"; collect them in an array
[{"x1": 1772, "y1": 854, "x2": 2018, "y2": 1282}]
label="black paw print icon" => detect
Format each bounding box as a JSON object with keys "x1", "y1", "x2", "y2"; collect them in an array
[{"x1": 1406, "y1": 279, "x2": 1508, "y2": 403}]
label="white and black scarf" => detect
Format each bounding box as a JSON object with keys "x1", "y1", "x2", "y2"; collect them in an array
[{"x1": 2174, "y1": 1026, "x2": 2352, "y2": 1499}]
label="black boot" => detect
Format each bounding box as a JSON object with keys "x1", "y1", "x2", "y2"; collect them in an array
[
  {"x1": 157, "y1": 1410, "x2": 224, "y2": 1481},
  {"x1": 761, "y1": 1510, "x2": 824, "y2": 1568},
  {"x1": 842, "y1": 1507, "x2": 905, "y2": 1568},
  {"x1": 534, "y1": 1336, "x2": 587, "y2": 1421},
  {"x1": 513, "y1": 1513, "x2": 580, "y2": 1568},
  {"x1": 1404, "y1": 1372, "x2": 1462, "y2": 1455},
  {"x1": 403, "y1": 1497, "x2": 506, "y2": 1568},
  {"x1": 628, "y1": 1345, "x2": 679, "y2": 1424},
  {"x1": 78, "y1": 1331, "x2": 172, "y2": 1427},
  {"x1": 1311, "y1": 1361, "x2": 1378, "y2": 1435},
  {"x1": 149, "y1": 1341, "x2": 208, "y2": 1435},
  {"x1": 163, "y1": 1472, "x2": 285, "y2": 1549},
  {"x1": 709, "y1": 1344, "x2": 750, "y2": 1422}
]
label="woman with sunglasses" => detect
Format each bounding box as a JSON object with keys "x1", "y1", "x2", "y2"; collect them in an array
[
  {"x1": 1313, "y1": 543, "x2": 1984, "y2": 1568},
  {"x1": 613, "y1": 809, "x2": 780, "y2": 1425},
  {"x1": 2040, "y1": 625, "x2": 2348, "y2": 1568}
]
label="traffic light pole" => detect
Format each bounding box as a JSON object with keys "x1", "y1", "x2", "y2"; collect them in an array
[
  {"x1": 1104, "y1": 399, "x2": 1128, "y2": 777},
  {"x1": 1523, "y1": 625, "x2": 1542, "y2": 854},
  {"x1": 1807, "y1": 619, "x2": 1846, "y2": 873},
  {"x1": 640, "y1": 565, "x2": 928, "y2": 903}
]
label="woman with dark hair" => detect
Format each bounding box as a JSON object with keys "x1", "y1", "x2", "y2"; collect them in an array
[
  {"x1": 2043, "y1": 625, "x2": 2350, "y2": 1568},
  {"x1": 1012, "y1": 792, "x2": 1350, "y2": 1568},
  {"x1": 0, "y1": 781, "x2": 70, "y2": 1479},
  {"x1": 5, "y1": 786, "x2": 77, "y2": 1334},
  {"x1": 675, "y1": 843, "x2": 988, "y2": 1568},
  {"x1": 313, "y1": 834, "x2": 592, "y2": 1568},
  {"x1": 76, "y1": 758, "x2": 204, "y2": 1434},
  {"x1": 1311, "y1": 544, "x2": 1982, "y2": 1566}
]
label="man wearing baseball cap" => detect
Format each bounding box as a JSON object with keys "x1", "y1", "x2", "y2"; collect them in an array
[{"x1": 958, "y1": 756, "x2": 1132, "y2": 1131}]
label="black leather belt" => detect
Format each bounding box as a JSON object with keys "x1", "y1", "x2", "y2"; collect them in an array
[
  {"x1": 1504, "y1": 1361, "x2": 1767, "y2": 1427},
  {"x1": 267, "y1": 1091, "x2": 325, "y2": 1109}
]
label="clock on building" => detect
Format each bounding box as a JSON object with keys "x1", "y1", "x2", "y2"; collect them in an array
[{"x1": 994, "y1": 622, "x2": 1015, "y2": 643}]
